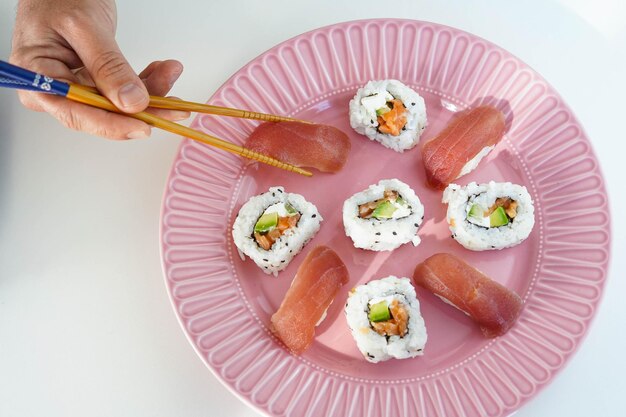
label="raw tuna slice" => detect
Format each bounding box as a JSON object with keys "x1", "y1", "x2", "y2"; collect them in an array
[
  {"x1": 271, "y1": 246, "x2": 349, "y2": 354},
  {"x1": 413, "y1": 253, "x2": 522, "y2": 337},
  {"x1": 246, "y1": 121, "x2": 351, "y2": 173},
  {"x1": 422, "y1": 106, "x2": 505, "y2": 190}
]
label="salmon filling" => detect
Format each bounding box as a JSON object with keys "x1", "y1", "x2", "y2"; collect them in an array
[
  {"x1": 371, "y1": 299, "x2": 409, "y2": 337},
  {"x1": 487, "y1": 197, "x2": 518, "y2": 219},
  {"x1": 358, "y1": 190, "x2": 401, "y2": 219},
  {"x1": 254, "y1": 214, "x2": 301, "y2": 250},
  {"x1": 377, "y1": 99, "x2": 408, "y2": 136}
]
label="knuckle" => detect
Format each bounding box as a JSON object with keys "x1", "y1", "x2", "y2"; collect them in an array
[
  {"x1": 53, "y1": 107, "x2": 82, "y2": 132},
  {"x1": 9, "y1": 46, "x2": 37, "y2": 71},
  {"x1": 59, "y1": 3, "x2": 115, "y2": 34},
  {"x1": 93, "y1": 125, "x2": 118, "y2": 140},
  {"x1": 52, "y1": 105, "x2": 130, "y2": 139},
  {"x1": 17, "y1": 91, "x2": 38, "y2": 110},
  {"x1": 99, "y1": 113, "x2": 132, "y2": 140},
  {"x1": 58, "y1": 9, "x2": 89, "y2": 36},
  {"x1": 91, "y1": 51, "x2": 129, "y2": 82},
  {"x1": 9, "y1": 49, "x2": 25, "y2": 65}
]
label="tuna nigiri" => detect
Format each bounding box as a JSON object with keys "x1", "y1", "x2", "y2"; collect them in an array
[
  {"x1": 271, "y1": 245, "x2": 349, "y2": 354},
  {"x1": 246, "y1": 121, "x2": 351, "y2": 173},
  {"x1": 422, "y1": 106, "x2": 505, "y2": 190},
  {"x1": 413, "y1": 253, "x2": 522, "y2": 337}
]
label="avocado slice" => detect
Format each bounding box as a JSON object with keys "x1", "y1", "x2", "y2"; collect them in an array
[
  {"x1": 395, "y1": 196, "x2": 407, "y2": 207},
  {"x1": 467, "y1": 203, "x2": 484, "y2": 220},
  {"x1": 254, "y1": 212, "x2": 278, "y2": 233},
  {"x1": 372, "y1": 200, "x2": 397, "y2": 219},
  {"x1": 376, "y1": 106, "x2": 391, "y2": 116},
  {"x1": 284, "y1": 202, "x2": 298, "y2": 216},
  {"x1": 368, "y1": 301, "x2": 391, "y2": 322},
  {"x1": 489, "y1": 206, "x2": 510, "y2": 227}
]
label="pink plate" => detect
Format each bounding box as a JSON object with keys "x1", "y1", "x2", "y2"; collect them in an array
[{"x1": 160, "y1": 19, "x2": 611, "y2": 417}]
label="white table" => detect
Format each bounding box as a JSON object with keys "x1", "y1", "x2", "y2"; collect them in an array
[{"x1": 1, "y1": 1, "x2": 624, "y2": 416}]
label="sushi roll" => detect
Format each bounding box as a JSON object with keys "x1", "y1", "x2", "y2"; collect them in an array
[
  {"x1": 345, "y1": 276, "x2": 427, "y2": 363},
  {"x1": 349, "y1": 80, "x2": 427, "y2": 152},
  {"x1": 443, "y1": 181, "x2": 535, "y2": 251},
  {"x1": 232, "y1": 186, "x2": 322, "y2": 276},
  {"x1": 343, "y1": 179, "x2": 424, "y2": 251}
]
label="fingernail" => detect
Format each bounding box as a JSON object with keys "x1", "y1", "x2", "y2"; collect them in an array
[
  {"x1": 168, "y1": 66, "x2": 183, "y2": 88},
  {"x1": 127, "y1": 129, "x2": 151, "y2": 139},
  {"x1": 118, "y1": 83, "x2": 148, "y2": 109},
  {"x1": 172, "y1": 110, "x2": 191, "y2": 121}
]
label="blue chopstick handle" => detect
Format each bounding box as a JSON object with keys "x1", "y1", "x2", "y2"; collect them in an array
[
  {"x1": 0, "y1": 76, "x2": 47, "y2": 92},
  {"x1": 0, "y1": 60, "x2": 70, "y2": 96}
]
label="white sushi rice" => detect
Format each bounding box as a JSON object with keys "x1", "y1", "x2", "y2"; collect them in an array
[
  {"x1": 457, "y1": 145, "x2": 494, "y2": 178},
  {"x1": 349, "y1": 80, "x2": 427, "y2": 152},
  {"x1": 345, "y1": 276, "x2": 427, "y2": 363},
  {"x1": 232, "y1": 187, "x2": 322, "y2": 276},
  {"x1": 443, "y1": 181, "x2": 535, "y2": 251},
  {"x1": 343, "y1": 179, "x2": 424, "y2": 251}
]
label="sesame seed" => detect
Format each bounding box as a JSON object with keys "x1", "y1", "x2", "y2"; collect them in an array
[
  {"x1": 312, "y1": 214, "x2": 317, "y2": 218},
  {"x1": 392, "y1": 231, "x2": 397, "y2": 235}
]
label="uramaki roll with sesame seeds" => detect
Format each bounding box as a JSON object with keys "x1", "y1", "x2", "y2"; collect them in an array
[
  {"x1": 342, "y1": 179, "x2": 424, "y2": 252},
  {"x1": 443, "y1": 181, "x2": 535, "y2": 251},
  {"x1": 345, "y1": 276, "x2": 427, "y2": 363},
  {"x1": 232, "y1": 186, "x2": 322, "y2": 276},
  {"x1": 349, "y1": 80, "x2": 427, "y2": 152}
]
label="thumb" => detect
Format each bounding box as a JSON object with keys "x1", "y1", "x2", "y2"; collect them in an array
[{"x1": 69, "y1": 28, "x2": 149, "y2": 113}]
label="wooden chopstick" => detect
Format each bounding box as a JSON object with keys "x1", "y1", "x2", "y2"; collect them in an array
[
  {"x1": 80, "y1": 85, "x2": 310, "y2": 124},
  {"x1": 0, "y1": 60, "x2": 311, "y2": 176},
  {"x1": 67, "y1": 83, "x2": 313, "y2": 177},
  {"x1": 148, "y1": 96, "x2": 311, "y2": 123}
]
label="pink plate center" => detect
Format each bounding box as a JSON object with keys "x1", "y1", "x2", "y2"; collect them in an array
[{"x1": 231, "y1": 87, "x2": 540, "y2": 382}]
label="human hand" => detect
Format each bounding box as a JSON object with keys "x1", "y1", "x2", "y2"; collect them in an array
[{"x1": 10, "y1": 0, "x2": 189, "y2": 140}]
